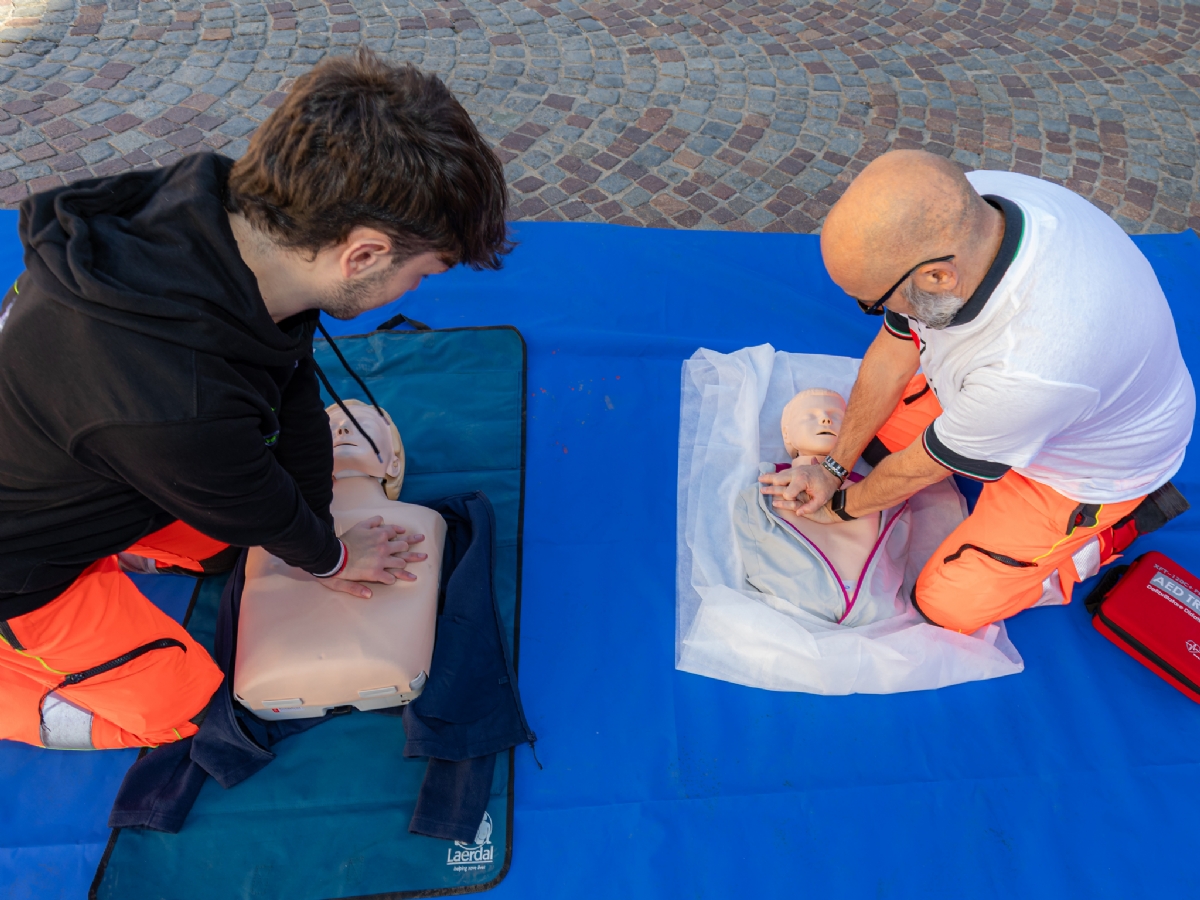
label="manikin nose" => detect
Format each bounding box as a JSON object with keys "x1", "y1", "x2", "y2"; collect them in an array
[{"x1": 336, "y1": 423, "x2": 352, "y2": 436}]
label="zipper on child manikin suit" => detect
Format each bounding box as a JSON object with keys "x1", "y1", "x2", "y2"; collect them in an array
[{"x1": 769, "y1": 503, "x2": 907, "y2": 624}]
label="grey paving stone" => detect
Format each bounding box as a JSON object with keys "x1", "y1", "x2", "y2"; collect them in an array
[{"x1": 0, "y1": 0, "x2": 1194, "y2": 233}]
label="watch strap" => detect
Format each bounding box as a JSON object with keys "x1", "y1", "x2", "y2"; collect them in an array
[
  {"x1": 821, "y1": 455, "x2": 849, "y2": 484},
  {"x1": 830, "y1": 488, "x2": 857, "y2": 521}
]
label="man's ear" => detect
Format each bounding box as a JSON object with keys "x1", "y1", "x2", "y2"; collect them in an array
[
  {"x1": 339, "y1": 227, "x2": 393, "y2": 279},
  {"x1": 916, "y1": 260, "x2": 960, "y2": 293}
]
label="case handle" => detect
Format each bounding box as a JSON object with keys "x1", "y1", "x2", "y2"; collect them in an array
[
  {"x1": 376, "y1": 312, "x2": 432, "y2": 332},
  {"x1": 1082, "y1": 563, "x2": 1131, "y2": 616}
]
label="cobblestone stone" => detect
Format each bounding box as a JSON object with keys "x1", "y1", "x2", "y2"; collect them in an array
[{"x1": 0, "y1": 0, "x2": 1197, "y2": 234}]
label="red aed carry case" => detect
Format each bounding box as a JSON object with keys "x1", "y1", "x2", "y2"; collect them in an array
[{"x1": 1085, "y1": 551, "x2": 1200, "y2": 703}]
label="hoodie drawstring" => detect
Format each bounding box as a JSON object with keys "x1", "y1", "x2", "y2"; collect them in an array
[{"x1": 311, "y1": 322, "x2": 384, "y2": 462}]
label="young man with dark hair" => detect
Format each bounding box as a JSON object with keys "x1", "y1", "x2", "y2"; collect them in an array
[{"x1": 0, "y1": 49, "x2": 510, "y2": 751}]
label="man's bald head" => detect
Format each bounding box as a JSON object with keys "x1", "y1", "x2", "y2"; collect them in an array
[{"x1": 821, "y1": 150, "x2": 985, "y2": 300}]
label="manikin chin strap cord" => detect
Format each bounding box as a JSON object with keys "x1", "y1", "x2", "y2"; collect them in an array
[{"x1": 310, "y1": 320, "x2": 385, "y2": 463}]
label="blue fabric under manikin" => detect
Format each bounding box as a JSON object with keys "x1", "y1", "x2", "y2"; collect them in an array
[{"x1": 108, "y1": 491, "x2": 534, "y2": 843}]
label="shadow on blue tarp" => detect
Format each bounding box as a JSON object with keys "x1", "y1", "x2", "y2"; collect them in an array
[{"x1": 2, "y1": 208, "x2": 1199, "y2": 900}]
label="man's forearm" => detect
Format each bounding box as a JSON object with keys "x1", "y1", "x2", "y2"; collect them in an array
[
  {"x1": 844, "y1": 441, "x2": 951, "y2": 517},
  {"x1": 830, "y1": 330, "x2": 920, "y2": 471}
]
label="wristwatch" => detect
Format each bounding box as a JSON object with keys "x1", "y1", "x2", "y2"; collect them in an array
[
  {"x1": 830, "y1": 488, "x2": 857, "y2": 521},
  {"x1": 821, "y1": 455, "x2": 849, "y2": 484}
]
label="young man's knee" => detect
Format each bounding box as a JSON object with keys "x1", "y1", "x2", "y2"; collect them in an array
[{"x1": 61, "y1": 667, "x2": 219, "y2": 749}]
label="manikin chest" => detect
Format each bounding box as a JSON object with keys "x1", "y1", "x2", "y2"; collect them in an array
[
  {"x1": 234, "y1": 489, "x2": 448, "y2": 720},
  {"x1": 773, "y1": 506, "x2": 882, "y2": 590}
]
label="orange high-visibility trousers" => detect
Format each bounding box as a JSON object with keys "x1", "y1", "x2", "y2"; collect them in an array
[
  {"x1": 875, "y1": 375, "x2": 1144, "y2": 634},
  {"x1": 0, "y1": 522, "x2": 227, "y2": 749}
]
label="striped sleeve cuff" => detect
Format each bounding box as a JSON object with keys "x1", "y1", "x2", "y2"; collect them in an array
[
  {"x1": 922, "y1": 422, "x2": 1011, "y2": 482},
  {"x1": 883, "y1": 309, "x2": 912, "y2": 339},
  {"x1": 312, "y1": 540, "x2": 347, "y2": 578}
]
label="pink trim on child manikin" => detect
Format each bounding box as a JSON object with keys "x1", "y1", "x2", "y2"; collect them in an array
[
  {"x1": 837, "y1": 504, "x2": 907, "y2": 624},
  {"x1": 776, "y1": 500, "x2": 907, "y2": 624},
  {"x1": 778, "y1": 518, "x2": 851, "y2": 613}
]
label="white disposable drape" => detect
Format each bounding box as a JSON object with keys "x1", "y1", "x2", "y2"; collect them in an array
[{"x1": 676, "y1": 344, "x2": 1024, "y2": 694}]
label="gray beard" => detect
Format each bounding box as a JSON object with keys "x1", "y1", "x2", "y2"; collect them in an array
[{"x1": 903, "y1": 282, "x2": 967, "y2": 330}]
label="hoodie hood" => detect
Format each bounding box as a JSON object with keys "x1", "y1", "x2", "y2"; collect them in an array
[{"x1": 18, "y1": 152, "x2": 311, "y2": 366}]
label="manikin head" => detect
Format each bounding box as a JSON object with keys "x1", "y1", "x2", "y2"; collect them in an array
[
  {"x1": 781, "y1": 389, "x2": 846, "y2": 460},
  {"x1": 327, "y1": 400, "x2": 406, "y2": 500}
]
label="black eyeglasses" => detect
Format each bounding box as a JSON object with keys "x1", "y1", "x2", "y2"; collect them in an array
[{"x1": 856, "y1": 255, "x2": 955, "y2": 315}]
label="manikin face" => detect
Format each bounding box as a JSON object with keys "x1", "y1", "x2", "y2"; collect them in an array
[
  {"x1": 780, "y1": 390, "x2": 846, "y2": 459},
  {"x1": 328, "y1": 405, "x2": 403, "y2": 481}
]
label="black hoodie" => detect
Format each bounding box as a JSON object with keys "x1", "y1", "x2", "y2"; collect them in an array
[{"x1": 0, "y1": 152, "x2": 341, "y2": 619}]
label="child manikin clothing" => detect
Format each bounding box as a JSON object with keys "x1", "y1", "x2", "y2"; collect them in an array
[{"x1": 735, "y1": 464, "x2": 933, "y2": 628}]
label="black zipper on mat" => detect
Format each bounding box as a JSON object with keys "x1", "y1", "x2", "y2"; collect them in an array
[
  {"x1": 58, "y1": 638, "x2": 187, "y2": 687},
  {"x1": 1096, "y1": 606, "x2": 1200, "y2": 697}
]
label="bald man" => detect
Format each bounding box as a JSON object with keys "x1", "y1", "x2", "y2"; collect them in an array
[{"x1": 760, "y1": 150, "x2": 1194, "y2": 633}]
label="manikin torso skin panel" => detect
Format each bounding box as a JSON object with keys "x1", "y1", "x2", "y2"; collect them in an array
[
  {"x1": 775, "y1": 473, "x2": 880, "y2": 590},
  {"x1": 234, "y1": 402, "x2": 447, "y2": 720},
  {"x1": 734, "y1": 471, "x2": 910, "y2": 627}
]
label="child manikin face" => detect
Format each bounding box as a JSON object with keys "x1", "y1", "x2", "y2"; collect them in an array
[
  {"x1": 781, "y1": 390, "x2": 846, "y2": 459},
  {"x1": 328, "y1": 406, "x2": 402, "y2": 480}
]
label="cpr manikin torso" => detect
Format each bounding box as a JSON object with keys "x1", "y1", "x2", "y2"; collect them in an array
[
  {"x1": 732, "y1": 388, "x2": 914, "y2": 627},
  {"x1": 775, "y1": 390, "x2": 881, "y2": 590},
  {"x1": 234, "y1": 400, "x2": 447, "y2": 720}
]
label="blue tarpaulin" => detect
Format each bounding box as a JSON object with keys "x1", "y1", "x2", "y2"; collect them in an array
[{"x1": 2, "y1": 211, "x2": 1199, "y2": 899}]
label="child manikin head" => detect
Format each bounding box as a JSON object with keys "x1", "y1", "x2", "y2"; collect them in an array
[
  {"x1": 780, "y1": 388, "x2": 846, "y2": 460},
  {"x1": 327, "y1": 400, "x2": 406, "y2": 500}
]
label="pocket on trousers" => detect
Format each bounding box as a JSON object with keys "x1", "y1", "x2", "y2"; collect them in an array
[
  {"x1": 58, "y1": 638, "x2": 188, "y2": 687},
  {"x1": 943, "y1": 543, "x2": 1036, "y2": 569}
]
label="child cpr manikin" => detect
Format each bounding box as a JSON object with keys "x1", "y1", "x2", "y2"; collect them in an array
[
  {"x1": 733, "y1": 389, "x2": 907, "y2": 627},
  {"x1": 234, "y1": 400, "x2": 446, "y2": 720},
  {"x1": 679, "y1": 345, "x2": 1022, "y2": 695}
]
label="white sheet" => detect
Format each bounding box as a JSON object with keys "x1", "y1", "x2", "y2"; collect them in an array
[{"x1": 676, "y1": 344, "x2": 1025, "y2": 694}]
